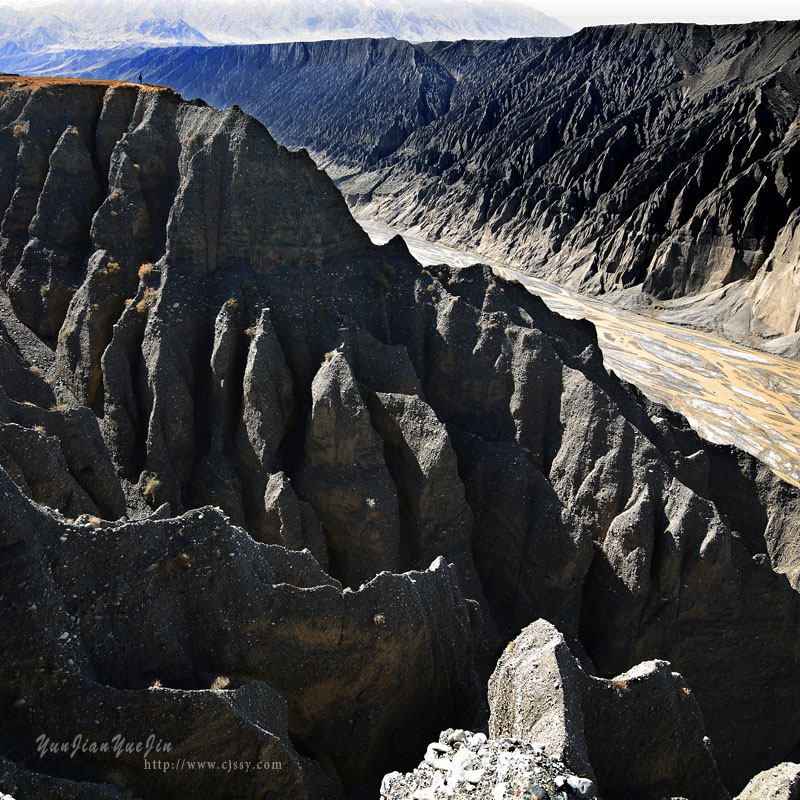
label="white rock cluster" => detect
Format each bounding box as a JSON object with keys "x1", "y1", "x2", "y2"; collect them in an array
[{"x1": 380, "y1": 729, "x2": 597, "y2": 800}]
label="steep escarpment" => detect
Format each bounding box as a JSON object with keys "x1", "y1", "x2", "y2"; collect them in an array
[
  {"x1": 89, "y1": 38, "x2": 457, "y2": 171},
  {"x1": 91, "y1": 22, "x2": 800, "y2": 347},
  {"x1": 1, "y1": 75, "x2": 800, "y2": 798}
]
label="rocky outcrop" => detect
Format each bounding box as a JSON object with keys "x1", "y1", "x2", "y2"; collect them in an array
[
  {"x1": 380, "y1": 729, "x2": 599, "y2": 800},
  {"x1": 0, "y1": 463, "x2": 479, "y2": 796},
  {"x1": 488, "y1": 620, "x2": 728, "y2": 800},
  {"x1": 1, "y1": 75, "x2": 800, "y2": 797},
  {"x1": 736, "y1": 763, "x2": 800, "y2": 800},
  {"x1": 297, "y1": 351, "x2": 403, "y2": 586}
]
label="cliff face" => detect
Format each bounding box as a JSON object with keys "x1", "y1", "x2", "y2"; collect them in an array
[
  {"x1": 1, "y1": 75, "x2": 800, "y2": 799},
  {"x1": 80, "y1": 38, "x2": 459, "y2": 171},
  {"x1": 88, "y1": 22, "x2": 800, "y2": 346}
]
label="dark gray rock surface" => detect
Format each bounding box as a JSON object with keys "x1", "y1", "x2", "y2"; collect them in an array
[
  {"x1": 0, "y1": 75, "x2": 799, "y2": 798},
  {"x1": 30, "y1": 38, "x2": 461, "y2": 174}
]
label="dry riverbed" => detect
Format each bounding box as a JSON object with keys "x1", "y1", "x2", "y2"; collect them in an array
[{"x1": 359, "y1": 218, "x2": 800, "y2": 488}]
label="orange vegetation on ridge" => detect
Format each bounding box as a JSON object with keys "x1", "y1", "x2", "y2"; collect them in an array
[{"x1": 0, "y1": 74, "x2": 167, "y2": 92}]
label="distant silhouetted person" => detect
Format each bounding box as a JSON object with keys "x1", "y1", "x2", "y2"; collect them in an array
[{"x1": 138, "y1": 72, "x2": 143, "y2": 84}]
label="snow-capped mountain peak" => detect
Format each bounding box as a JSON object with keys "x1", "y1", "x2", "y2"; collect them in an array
[{"x1": 0, "y1": 0, "x2": 571, "y2": 55}]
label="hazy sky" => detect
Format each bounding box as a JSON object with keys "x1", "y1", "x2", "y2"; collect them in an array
[
  {"x1": 525, "y1": 0, "x2": 800, "y2": 30},
  {"x1": 1, "y1": 0, "x2": 798, "y2": 31}
]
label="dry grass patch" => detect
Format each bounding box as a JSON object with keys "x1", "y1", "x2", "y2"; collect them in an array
[
  {"x1": 142, "y1": 474, "x2": 160, "y2": 498},
  {"x1": 136, "y1": 287, "x2": 158, "y2": 314}
]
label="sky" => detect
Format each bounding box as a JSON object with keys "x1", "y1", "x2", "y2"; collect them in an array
[
  {"x1": 1, "y1": 0, "x2": 798, "y2": 31},
  {"x1": 524, "y1": 0, "x2": 800, "y2": 30}
]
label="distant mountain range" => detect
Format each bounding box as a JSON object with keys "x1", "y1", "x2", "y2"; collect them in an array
[
  {"x1": 7, "y1": 7, "x2": 800, "y2": 355},
  {"x1": 0, "y1": 0, "x2": 570, "y2": 58}
]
